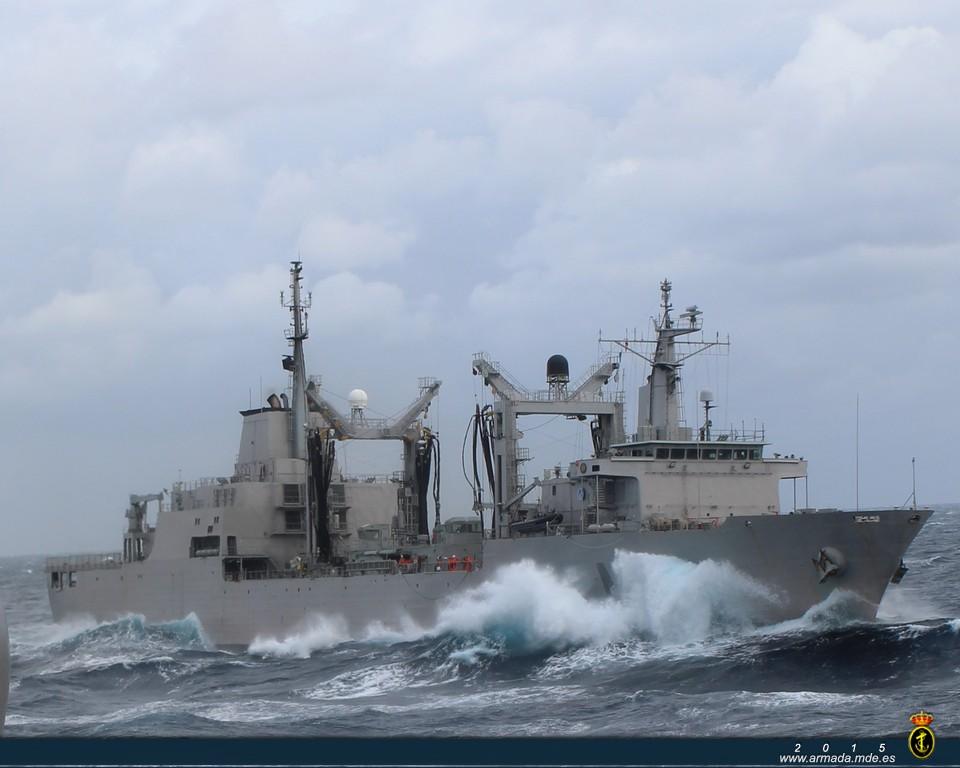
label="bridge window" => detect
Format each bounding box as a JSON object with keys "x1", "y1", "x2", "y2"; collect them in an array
[
  {"x1": 686, "y1": 448, "x2": 699, "y2": 460},
  {"x1": 750, "y1": 447, "x2": 762, "y2": 460},
  {"x1": 190, "y1": 535, "x2": 220, "y2": 558},
  {"x1": 656, "y1": 448, "x2": 669, "y2": 459},
  {"x1": 283, "y1": 484, "x2": 302, "y2": 505},
  {"x1": 718, "y1": 449, "x2": 732, "y2": 460},
  {"x1": 702, "y1": 448, "x2": 717, "y2": 460},
  {"x1": 734, "y1": 449, "x2": 748, "y2": 461},
  {"x1": 670, "y1": 448, "x2": 685, "y2": 460}
]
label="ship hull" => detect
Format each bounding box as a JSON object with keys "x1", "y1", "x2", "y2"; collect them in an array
[{"x1": 47, "y1": 508, "x2": 930, "y2": 646}]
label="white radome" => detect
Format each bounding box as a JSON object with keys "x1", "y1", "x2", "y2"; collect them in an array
[{"x1": 348, "y1": 388, "x2": 369, "y2": 410}]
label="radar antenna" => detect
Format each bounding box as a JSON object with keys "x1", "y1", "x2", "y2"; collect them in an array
[{"x1": 600, "y1": 279, "x2": 729, "y2": 441}]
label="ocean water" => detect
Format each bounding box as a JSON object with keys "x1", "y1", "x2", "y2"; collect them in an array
[{"x1": 2, "y1": 505, "x2": 958, "y2": 738}]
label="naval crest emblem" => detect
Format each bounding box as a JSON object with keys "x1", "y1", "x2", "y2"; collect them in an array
[{"x1": 907, "y1": 710, "x2": 935, "y2": 760}]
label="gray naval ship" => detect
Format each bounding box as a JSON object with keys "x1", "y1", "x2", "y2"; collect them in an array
[{"x1": 46, "y1": 263, "x2": 930, "y2": 646}]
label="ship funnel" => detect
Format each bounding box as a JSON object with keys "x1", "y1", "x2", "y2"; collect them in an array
[
  {"x1": 267, "y1": 393, "x2": 282, "y2": 410},
  {"x1": 280, "y1": 393, "x2": 289, "y2": 409}
]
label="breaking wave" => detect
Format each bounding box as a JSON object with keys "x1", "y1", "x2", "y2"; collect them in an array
[
  {"x1": 53, "y1": 613, "x2": 212, "y2": 653},
  {"x1": 432, "y1": 553, "x2": 779, "y2": 653},
  {"x1": 248, "y1": 615, "x2": 350, "y2": 659},
  {"x1": 247, "y1": 552, "x2": 780, "y2": 659}
]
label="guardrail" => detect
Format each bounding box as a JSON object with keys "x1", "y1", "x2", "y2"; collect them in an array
[
  {"x1": 45, "y1": 552, "x2": 123, "y2": 572},
  {"x1": 235, "y1": 559, "x2": 400, "y2": 581}
]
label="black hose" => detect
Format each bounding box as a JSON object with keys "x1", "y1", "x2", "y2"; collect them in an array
[
  {"x1": 479, "y1": 407, "x2": 497, "y2": 538},
  {"x1": 307, "y1": 431, "x2": 334, "y2": 562},
  {"x1": 415, "y1": 437, "x2": 431, "y2": 537},
  {"x1": 461, "y1": 412, "x2": 477, "y2": 496},
  {"x1": 472, "y1": 406, "x2": 485, "y2": 533},
  {"x1": 432, "y1": 435, "x2": 441, "y2": 529}
]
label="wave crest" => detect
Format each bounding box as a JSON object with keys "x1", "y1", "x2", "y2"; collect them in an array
[{"x1": 434, "y1": 552, "x2": 779, "y2": 653}]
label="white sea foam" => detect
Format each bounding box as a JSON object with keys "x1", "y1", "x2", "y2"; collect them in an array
[
  {"x1": 357, "y1": 616, "x2": 428, "y2": 645},
  {"x1": 446, "y1": 643, "x2": 500, "y2": 665},
  {"x1": 433, "y1": 552, "x2": 778, "y2": 652},
  {"x1": 302, "y1": 662, "x2": 418, "y2": 700},
  {"x1": 248, "y1": 614, "x2": 350, "y2": 659},
  {"x1": 245, "y1": 552, "x2": 780, "y2": 658},
  {"x1": 749, "y1": 589, "x2": 874, "y2": 638},
  {"x1": 732, "y1": 690, "x2": 880, "y2": 708}
]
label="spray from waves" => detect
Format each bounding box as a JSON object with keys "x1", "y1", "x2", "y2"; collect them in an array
[
  {"x1": 434, "y1": 552, "x2": 779, "y2": 654},
  {"x1": 249, "y1": 612, "x2": 434, "y2": 659},
  {"x1": 246, "y1": 552, "x2": 779, "y2": 659},
  {"x1": 249, "y1": 615, "x2": 350, "y2": 659},
  {"x1": 749, "y1": 590, "x2": 875, "y2": 639},
  {"x1": 877, "y1": 584, "x2": 946, "y2": 624}
]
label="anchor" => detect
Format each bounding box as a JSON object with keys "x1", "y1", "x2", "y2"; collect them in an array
[{"x1": 812, "y1": 547, "x2": 847, "y2": 583}]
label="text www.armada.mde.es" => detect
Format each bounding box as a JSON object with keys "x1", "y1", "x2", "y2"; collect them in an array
[{"x1": 780, "y1": 752, "x2": 896, "y2": 763}]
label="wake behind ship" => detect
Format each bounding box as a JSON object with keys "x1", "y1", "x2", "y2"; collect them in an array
[{"x1": 46, "y1": 264, "x2": 930, "y2": 646}]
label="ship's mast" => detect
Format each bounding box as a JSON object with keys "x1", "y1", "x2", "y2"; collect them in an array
[
  {"x1": 601, "y1": 279, "x2": 728, "y2": 441},
  {"x1": 283, "y1": 261, "x2": 311, "y2": 459}
]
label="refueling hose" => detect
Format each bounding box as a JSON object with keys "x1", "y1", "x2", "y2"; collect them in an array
[
  {"x1": 307, "y1": 430, "x2": 335, "y2": 562},
  {"x1": 479, "y1": 407, "x2": 497, "y2": 538}
]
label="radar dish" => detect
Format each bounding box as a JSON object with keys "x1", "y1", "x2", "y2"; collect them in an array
[
  {"x1": 546, "y1": 354, "x2": 570, "y2": 383},
  {"x1": 348, "y1": 388, "x2": 369, "y2": 410}
]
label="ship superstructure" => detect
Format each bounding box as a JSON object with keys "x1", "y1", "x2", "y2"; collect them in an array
[
  {"x1": 469, "y1": 279, "x2": 806, "y2": 540},
  {"x1": 45, "y1": 265, "x2": 930, "y2": 645}
]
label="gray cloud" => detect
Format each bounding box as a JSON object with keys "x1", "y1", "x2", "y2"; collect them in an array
[{"x1": 1, "y1": 1, "x2": 958, "y2": 555}]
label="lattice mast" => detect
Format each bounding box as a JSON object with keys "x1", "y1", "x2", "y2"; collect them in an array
[
  {"x1": 282, "y1": 261, "x2": 311, "y2": 460},
  {"x1": 601, "y1": 279, "x2": 728, "y2": 441}
]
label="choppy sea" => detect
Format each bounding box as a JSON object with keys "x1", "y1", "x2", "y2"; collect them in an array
[{"x1": 2, "y1": 505, "x2": 958, "y2": 738}]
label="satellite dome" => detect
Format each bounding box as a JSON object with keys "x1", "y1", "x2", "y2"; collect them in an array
[
  {"x1": 546, "y1": 354, "x2": 570, "y2": 382},
  {"x1": 348, "y1": 388, "x2": 369, "y2": 410}
]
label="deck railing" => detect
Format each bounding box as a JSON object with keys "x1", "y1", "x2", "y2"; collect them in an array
[{"x1": 45, "y1": 552, "x2": 123, "y2": 572}]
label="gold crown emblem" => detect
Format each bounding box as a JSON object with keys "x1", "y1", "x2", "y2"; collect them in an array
[{"x1": 911, "y1": 711, "x2": 934, "y2": 727}]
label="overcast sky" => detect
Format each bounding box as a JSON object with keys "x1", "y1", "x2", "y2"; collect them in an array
[{"x1": 1, "y1": 1, "x2": 958, "y2": 557}]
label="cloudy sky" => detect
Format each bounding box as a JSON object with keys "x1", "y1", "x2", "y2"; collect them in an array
[{"x1": 1, "y1": 1, "x2": 958, "y2": 556}]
